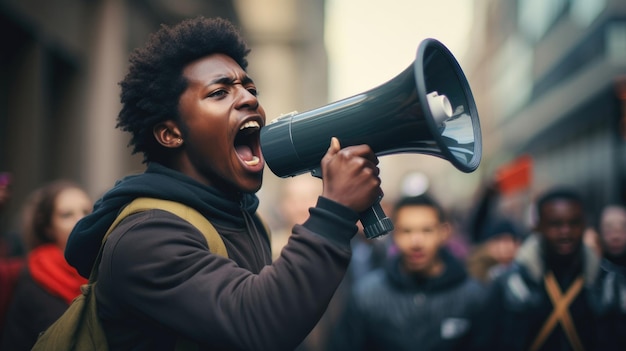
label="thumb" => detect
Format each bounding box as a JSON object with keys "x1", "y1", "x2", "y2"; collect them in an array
[{"x1": 327, "y1": 137, "x2": 341, "y2": 156}]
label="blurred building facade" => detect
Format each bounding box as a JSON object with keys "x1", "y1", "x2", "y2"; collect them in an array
[
  {"x1": 465, "y1": 0, "x2": 626, "y2": 227},
  {"x1": 0, "y1": 0, "x2": 328, "y2": 235},
  {"x1": 5, "y1": 0, "x2": 624, "y2": 241}
]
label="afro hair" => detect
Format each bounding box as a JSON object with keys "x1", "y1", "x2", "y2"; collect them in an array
[{"x1": 117, "y1": 16, "x2": 250, "y2": 163}]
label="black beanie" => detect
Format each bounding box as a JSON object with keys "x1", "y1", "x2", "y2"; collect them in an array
[{"x1": 480, "y1": 218, "x2": 521, "y2": 243}]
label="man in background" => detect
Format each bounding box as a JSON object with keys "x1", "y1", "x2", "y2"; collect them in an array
[
  {"x1": 476, "y1": 187, "x2": 616, "y2": 350},
  {"x1": 328, "y1": 194, "x2": 487, "y2": 351}
]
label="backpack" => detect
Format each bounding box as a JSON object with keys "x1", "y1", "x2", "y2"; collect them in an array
[{"x1": 32, "y1": 197, "x2": 230, "y2": 351}]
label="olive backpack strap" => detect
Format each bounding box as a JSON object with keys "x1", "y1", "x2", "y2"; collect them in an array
[{"x1": 122, "y1": 197, "x2": 228, "y2": 258}]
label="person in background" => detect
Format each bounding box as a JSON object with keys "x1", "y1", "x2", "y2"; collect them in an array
[
  {"x1": 475, "y1": 187, "x2": 619, "y2": 351},
  {"x1": 63, "y1": 16, "x2": 382, "y2": 351},
  {"x1": 598, "y1": 204, "x2": 626, "y2": 267},
  {"x1": 1, "y1": 180, "x2": 92, "y2": 350},
  {"x1": 328, "y1": 194, "x2": 487, "y2": 351},
  {"x1": 593, "y1": 203, "x2": 626, "y2": 350},
  {"x1": 466, "y1": 217, "x2": 522, "y2": 284}
]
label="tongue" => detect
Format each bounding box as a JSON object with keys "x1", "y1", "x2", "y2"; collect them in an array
[{"x1": 235, "y1": 145, "x2": 254, "y2": 161}]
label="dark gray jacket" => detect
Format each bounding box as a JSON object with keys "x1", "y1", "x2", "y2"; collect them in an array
[
  {"x1": 328, "y1": 249, "x2": 487, "y2": 351},
  {"x1": 95, "y1": 197, "x2": 357, "y2": 351}
]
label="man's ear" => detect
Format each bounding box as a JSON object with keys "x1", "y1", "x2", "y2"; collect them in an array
[{"x1": 153, "y1": 121, "x2": 184, "y2": 148}]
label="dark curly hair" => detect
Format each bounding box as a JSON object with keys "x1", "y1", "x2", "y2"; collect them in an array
[
  {"x1": 117, "y1": 16, "x2": 250, "y2": 163},
  {"x1": 536, "y1": 187, "x2": 585, "y2": 219}
]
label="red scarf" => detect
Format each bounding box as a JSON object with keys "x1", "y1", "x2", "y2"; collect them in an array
[{"x1": 28, "y1": 244, "x2": 88, "y2": 304}]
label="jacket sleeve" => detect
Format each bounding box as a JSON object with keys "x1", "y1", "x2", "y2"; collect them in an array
[{"x1": 97, "y1": 196, "x2": 359, "y2": 351}]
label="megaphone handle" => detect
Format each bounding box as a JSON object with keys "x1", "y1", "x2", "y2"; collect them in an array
[
  {"x1": 310, "y1": 168, "x2": 393, "y2": 239},
  {"x1": 359, "y1": 200, "x2": 394, "y2": 239}
]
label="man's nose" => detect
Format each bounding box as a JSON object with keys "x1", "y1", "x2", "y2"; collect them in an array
[
  {"x1": 409, "y1": 232, "x2": 425, "y2": 245},
  {"x1": 236, "y1": 86, "x2": 259, "y2": 110}
]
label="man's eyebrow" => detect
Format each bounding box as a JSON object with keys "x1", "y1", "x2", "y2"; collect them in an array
[{"x1": 207, "y1": 75, "x2": 255, "y2": 86}]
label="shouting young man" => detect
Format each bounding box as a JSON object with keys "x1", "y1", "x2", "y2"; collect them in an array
[{"x1": 63, "y1": 17, "x2": 382, "y2": 351}]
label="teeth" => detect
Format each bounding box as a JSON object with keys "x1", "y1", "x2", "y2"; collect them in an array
[
  {"x1": 240, "y1": 121, "x2": 260, "y2": 130},
  {"x1": 244, "y1": 156, "x2": 260, "y2": 166}
]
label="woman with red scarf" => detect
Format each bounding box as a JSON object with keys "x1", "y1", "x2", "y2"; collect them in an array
[{"x1": 0, "y1": 180, "x2": 92, "y2": 350}]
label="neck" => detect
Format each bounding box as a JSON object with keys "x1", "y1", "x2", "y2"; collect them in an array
[
  {"x1": 545, "y1": 250, "x2": 582, "y2": 278},
  {"x1": 404, "y1": 257, "x2": 445, "y2": 279}
]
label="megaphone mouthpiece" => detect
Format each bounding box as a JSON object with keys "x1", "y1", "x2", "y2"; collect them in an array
[{"x1": 426, "y1": 91, "x2": 453, "y2": 126}]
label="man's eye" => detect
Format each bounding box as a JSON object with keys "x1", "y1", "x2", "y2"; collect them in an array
[
  {"x1": 247, "y1": 87, "x2": 258, "y2": 96},
  {"x1": 58, "y1": 212, "x2": 73, "y2": 219},
  {"x1": 208, "y1": 90, "x2": 227, "y2": 98}
]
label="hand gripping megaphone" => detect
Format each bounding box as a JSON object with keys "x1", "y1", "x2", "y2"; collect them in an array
[{"x1": 260, "y1": 38, "x2": 482, "y2": 239}]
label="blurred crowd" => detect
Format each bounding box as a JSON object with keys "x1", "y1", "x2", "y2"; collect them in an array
[
  {"x1": 0, "y1": 175, "x2": 92, "y2": 350},
  {"x1": 1, "y1": 170, "x2": 626, "y2": 351},
  {"x1": 272, "y1": 176, "x2": 626, "y2": 351}
]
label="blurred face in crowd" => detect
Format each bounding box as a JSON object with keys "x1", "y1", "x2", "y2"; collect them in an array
[
  {"x1": 537, "y1": 199, "x2": 585, "y2": 260},
  {"x1": 486, "y1": 234, "x2": 519, "y2": 265},
  {"x1": 393, "y1": 205, "x2": 449, "y2": 277},
  {"x1": 600, "y1": 206, "x2": 626, "y2": 258},
  {"x1": 48, "y1": 187, "x2": 92, "y2": 251}
]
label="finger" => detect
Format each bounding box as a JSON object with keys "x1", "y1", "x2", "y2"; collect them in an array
[{"x1": 341, "y1": 144, "x2": 379, "y2": 165}]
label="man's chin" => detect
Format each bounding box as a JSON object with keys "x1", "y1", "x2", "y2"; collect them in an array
[
  {"x1": 240, "y1": 177, "x2": 263, "y2": 194},
  {"x1": 403, "y1": 259, "x2": 430, "y2": 275},
  {"x1": 551, "y1": 244, "x2": 582, "y2": 261}
]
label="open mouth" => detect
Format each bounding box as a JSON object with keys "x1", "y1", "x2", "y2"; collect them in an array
[{"x1": 234, "y1": 120, "x2": 262, "y2": 167}]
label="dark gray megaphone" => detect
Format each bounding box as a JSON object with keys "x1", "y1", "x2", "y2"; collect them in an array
[{"x1": 260, "y1": 38, "x2": 482, "y2": 239}]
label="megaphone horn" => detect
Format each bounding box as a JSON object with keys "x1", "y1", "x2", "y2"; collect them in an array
[{"x1": 260, "y1": 38, "x2": 482, "y2": 239}]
